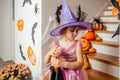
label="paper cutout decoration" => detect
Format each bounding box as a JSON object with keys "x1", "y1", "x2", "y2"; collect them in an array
[
  {"x1": 35, "y1": 3, "x2": 40, "y2": 16},
  {"x1": 112, "y1": 7, "x2": 119, "y2": 18},
  {"x1": 19, "y1": 44, "x2": 26, "y2": 61},
  {"x1": 111, "y1": 0, "x2": 120, "y2": 38},
  {"x1": 55, "y1": 5, "x2": 62, "y2": 24},
  {"x1": 112, "y1": 24, "x2": 120, "y2": 38},
  {"x1": 31, "y1": 22, "x2": 38, "y2": 45},
  {"x1": 22, "y1": 0, "x2": 32, "y2": 7},
  {"x1": 27, "y1": 46, "x2": 36, "y2": 66},
  {"x1": 77, "y1": 5, "x2": 88, "y2": 22},
  {"x1": 17, "y1": 19, "x2": 24, "y2": 31}
]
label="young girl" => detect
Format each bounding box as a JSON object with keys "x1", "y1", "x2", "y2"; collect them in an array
[{"x1": 44, "y1": 0, "x2": 91, "y2": 80}]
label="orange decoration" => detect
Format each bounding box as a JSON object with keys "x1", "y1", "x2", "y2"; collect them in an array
[
  {"x1": 112, "y1": 7, "x2": 119, "y2": 18},
  {"x1": 82, "y1": 29, "x2": 96, "y2": 41},
  {"x1": 27, "y1": 46, "x2": 36, "y2": 66},
  {"x1": 17, "y1": 19, "x2": 24, "y2": 31},
  {"x1": 77, "y1": 38, "x2": 91, "y2": 51},
  {"x1": 89, "y1": 48, "x2": 96, "y2": 53},
  {"x1": 50, "y1": 46, "x2": 58, "y2": 72},
  {"x1": 116, "y1": 0, "x2": 120, "y2": 6}
]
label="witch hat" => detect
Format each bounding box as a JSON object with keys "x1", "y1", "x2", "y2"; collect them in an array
[{"x1": 50, "y1": 0, "x2": 91, "y2": 36}]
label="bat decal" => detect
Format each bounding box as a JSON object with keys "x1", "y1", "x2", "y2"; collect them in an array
[
  {"x1": 112, "y1": 24, "x2": 120, "y2": 38},
  {"x1": 19, "y1": 44, "x2": 26, "y2": 61},
  {"x1": 77, "y1": 5, "x2": 88, "y2": 22},
  {"x1": 55, "y1": 5, "x2": 62, "y2": 24},
  {"x1": 22, "y1": 0, "x2": 32, "y2": 7},
  {"x1": 35, "y1": 3, "x2": 40, "y2": 16},
  {"x1": 31, "y1": 22, "x2": 38, "y2": 45}
]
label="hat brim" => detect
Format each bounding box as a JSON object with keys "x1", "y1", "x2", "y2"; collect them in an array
[{"x1": 50, "y1": 22, "x2": 92, "y2": 36}]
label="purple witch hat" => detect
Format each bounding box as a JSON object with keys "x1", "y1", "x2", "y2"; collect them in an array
[{"x1": 50, "y1": 0, "x2": 91, "y2": 36}]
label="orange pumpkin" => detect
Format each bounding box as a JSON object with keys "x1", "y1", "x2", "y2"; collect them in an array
[
  {"x1": 17, "y1": 19, "x2": 24, "y2": 31},
  {"x1": 27, "y1": 46, "x2": 36, "y2": 66},
  {"x1": 116, "y1": 0, "x2": 120, "y2": 6},
  {"x1": 82, "y1": 29, "x2": 96, "y2": 41},
  {"x1": 112, "y1": 7, "x2": 119, "y2": 18},
  {"x1": 89, "y1": 48, "x2": 96, "y2": 53},
  {"x1": 77, "y1": 38, "x2": 91, "y2": 51}
]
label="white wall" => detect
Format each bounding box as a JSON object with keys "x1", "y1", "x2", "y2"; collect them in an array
[
  {"x1": 15, "y1": 0, "x2": 42, "y2": 79},
  {"x1": 0, "y1": 0, "x2": 15, "y2": 61}
]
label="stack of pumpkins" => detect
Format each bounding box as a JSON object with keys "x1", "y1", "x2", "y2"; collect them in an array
[{"x1": 78, "y1": 29, "x2": 102, "y2": 53}]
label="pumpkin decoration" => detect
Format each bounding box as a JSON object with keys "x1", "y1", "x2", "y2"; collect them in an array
[
  {"x1": 116, "y1": 0, "x2": 120, "y2": 6},
  {"x1": 95, "y1": 36, "x2": 102, "y2": 41},
  {"x1": 82, "y1": 29, "x2": 96, "y2": 41},
  {"x1": 92, "y1": 17, "x2": 104, "y2": 31},
  {"x1": 17, "y1": 19, "x2": 24, "y2": 31},
  {"x1": 89, "y1": 48, "x2": 96, "y2": 53},
  {"x1": 112, "y1": 7, "x2": 119, "y2": 18},
  {"x1": 27, "y1": 46, "x2": 36, "y2": 66},
  {"x1": 77, "y1": 38, "x2": 91, "y2": 51},
  {"x1": 92, "y1": 23, "x2": 104, "y2": 31}
]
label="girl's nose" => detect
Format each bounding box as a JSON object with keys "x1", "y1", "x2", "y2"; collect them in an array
[{"x1": 73, "y1": 32, "x2": 77, "y2": 36}]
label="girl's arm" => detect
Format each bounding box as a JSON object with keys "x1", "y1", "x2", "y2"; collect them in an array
[
  {"x1": 51, "y1": 42, "x2": 84, "y2": 69},
  {"x1": 44, "y1": 50, "x2": 52, "y2": 64}
]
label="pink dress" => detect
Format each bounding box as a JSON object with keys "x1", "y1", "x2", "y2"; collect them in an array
[{"x1": 52, "y1": 41, "x2": 88, "y2": 80}]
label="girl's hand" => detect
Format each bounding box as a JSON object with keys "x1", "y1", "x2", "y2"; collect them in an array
[{"x1": 51, "y1": 57, "x2": 63, "y2": 67}]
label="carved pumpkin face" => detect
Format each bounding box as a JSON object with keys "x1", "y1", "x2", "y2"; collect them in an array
[
  {"x1": 112, "y1": 7, "x2": 119, "y2": 18},
  {"x1": 17, "y1": 19, "x2": 24, "y2": 31},
  {"x1": 27, "y1": 46, "x2": 36, "y2": 66}
]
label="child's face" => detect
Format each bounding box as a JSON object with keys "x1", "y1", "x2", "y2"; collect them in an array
[{"x1": 64, "y1": 26, "x2": 79, "y2": 40}]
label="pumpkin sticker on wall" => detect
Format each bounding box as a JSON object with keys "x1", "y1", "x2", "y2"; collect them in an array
[
  {"x1": 27, "y1": 46, "x2": 36, "y2": 66},
  {"x1": 17, "y1": 19, "x2": 24, "y2": 31}
]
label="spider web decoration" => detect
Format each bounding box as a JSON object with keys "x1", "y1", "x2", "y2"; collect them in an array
[{"x1": 42, "y1": 16, "x2": 59, "y2": 46}]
